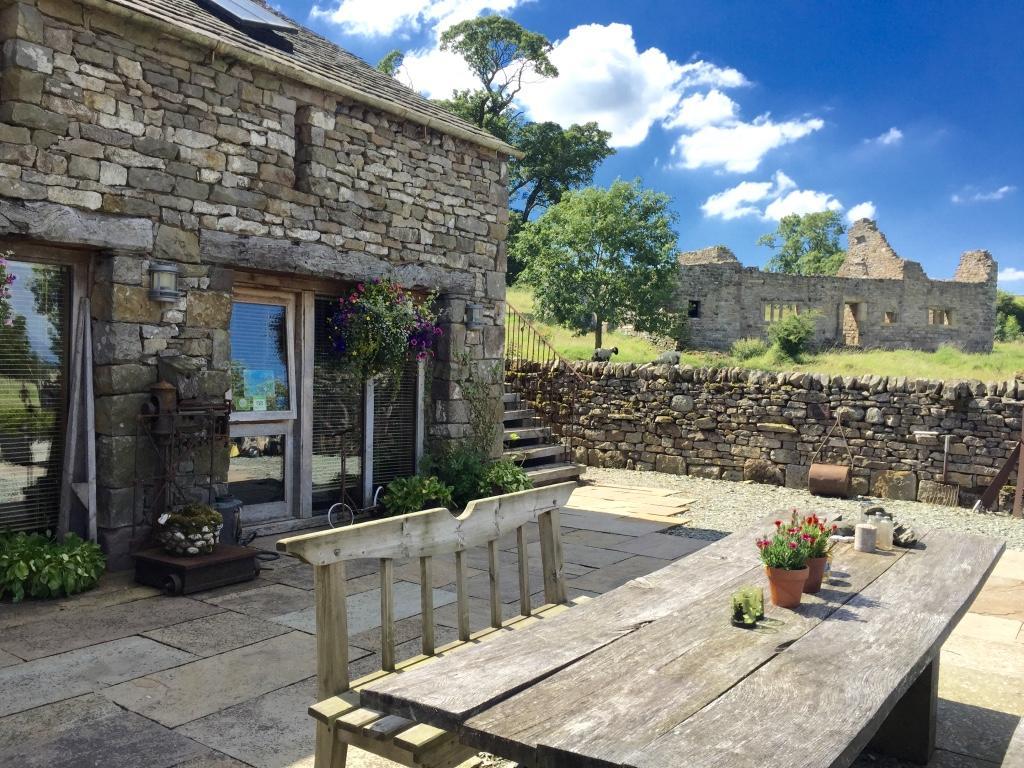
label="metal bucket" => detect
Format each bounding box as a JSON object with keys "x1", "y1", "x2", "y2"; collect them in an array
[{"x1": 808, "y1": 463, "x2": 851, "y2": 498}]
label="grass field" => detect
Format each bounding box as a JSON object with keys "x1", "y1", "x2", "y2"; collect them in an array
[{"x1": 506, "y1": 287, "x2": 1024, "y2": 381}]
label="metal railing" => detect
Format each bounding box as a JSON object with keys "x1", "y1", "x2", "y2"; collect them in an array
[{"x1": 504, "y1": 303, "x2": 585, "y2": 459}]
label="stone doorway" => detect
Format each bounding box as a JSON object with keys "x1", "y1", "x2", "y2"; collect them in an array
[{"x1": 843, "y1": 302, "x2": 862, "y2": 346}]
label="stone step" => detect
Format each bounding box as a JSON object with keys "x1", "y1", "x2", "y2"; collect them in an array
[
  {"x1": 503, "y1": 426, "x2": 550, "y2": 443},
  {"x1": 525, "y1": 462, "x2": 584, "y2": 487},
  {"x1": 503, "y1": 408, "x2": 536, "y2": 424},
  {"x1": 504, "y1": 443, "x2": 569, "y2": 464},
  {"x1": 502, "y1": 392, "x2": 519, "y2": 404}
]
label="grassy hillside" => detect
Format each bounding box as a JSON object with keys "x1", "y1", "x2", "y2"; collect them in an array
[{"x1": 506, "y1": 287, "x2": 1024, "y2": 381}]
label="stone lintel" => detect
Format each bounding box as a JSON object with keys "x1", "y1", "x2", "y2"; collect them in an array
[
  {"x1": 199, "y1": 229, "x2": 475, "y2": 293},
  {"x1": 0, "y1": 200, "x2": 153, "y2": 252}
]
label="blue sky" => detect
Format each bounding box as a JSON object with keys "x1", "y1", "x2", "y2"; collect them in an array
[{"x1": 280, "y1": 0, "x2": 1023, "y2": 286}]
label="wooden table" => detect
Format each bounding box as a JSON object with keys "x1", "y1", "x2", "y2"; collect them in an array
[{"x1": 361, "y1": 523, "x2": 1004, "y2": 768}]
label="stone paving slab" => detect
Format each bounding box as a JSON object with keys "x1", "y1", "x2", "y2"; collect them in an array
[
  {"x1": 942, "y1": 634, "x2": 1024, "y2": 678},
  {"x1": 349, "y1": 614, "x2": 459, "y2": 653},
  {"x1": 171, "y1": 754, "x2": 253, "y2": 768},
  {"x1": 200, "y1": 583, "x2": 313, "y2": 621},
  {"x1": 566, "y1": 554, "x2": 672, "y2": 593},
  {"x1": 0, "y1": 636, "x2": 196, "y2": 717},
  {"x1": 938, "y1": 661, "x2": 1024, "y2": 717},
  {"x1": 102, "y1": 631, "x2": 319, "y2": 728},
  {"x1": 0, "y1": 572, "x2": 161, "y2": 631},
  {"x1": 142, "y1": 611, "x2": 291, "y2": 657},
  {"x1": 969, "y1": 576, "x2": 1024, "y2": 622},
  {"x1": 178, "y1": 677, "x2": 317, "y2": 768},
  {"x1": 272, "y1": 581, "x2": 457, "y2": 636},
  {"x1": 561, "y1": 529, "x2": 637, "y2": 549},
  {"x1": 601, "y1": 530, "x2": 710, "y2": 559},
  {"x1": 526, "y1": 539, "x2": 634, "y2": 568},
  {"x1": 0, "y1": 595, "x2": 221, "y2": 661},
  {"x1": 0, "y1": 693, "x2": 210, "y2": 768},
  {"x1": 993, "y1": 549, "x2": 1024, "y2": 581},
  {"x1": 935, "y1": 698, "x2": 1021, "y2": 765},
  {"x1": 0, "y1": 649, "x2": 22, "y2": 668},
  {"x1": 557, "y1": 509, "x2": 671, "y2": 536},
  {"x1": 392, "y1": 555, "x2": 483, "y2": 588},
  {"x1": 434, "y1": 594, "x2": 523, "y2": 630},
  {"x1": 951, "y1": 612, "x2": 1023, "y2": 643}
]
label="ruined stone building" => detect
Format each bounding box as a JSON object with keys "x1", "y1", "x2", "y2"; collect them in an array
[
  {"x1": 678, "y1": 220, "x2": 998, "y2": 353},
  {"x1": 0, "y1": 0, "x2": 512, "y2": 564}
]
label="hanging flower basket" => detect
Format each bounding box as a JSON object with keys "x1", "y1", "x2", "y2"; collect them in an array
[
  {"x1": 0, "y1": 250, "x2": 16, "y2": 327},
  {"x1": 326, "y1": 278, "x2": 443, "y2": 383}
]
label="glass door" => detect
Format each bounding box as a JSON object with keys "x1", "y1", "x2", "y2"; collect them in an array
[{"x1": 228, "y1": 291, "x2": 297, "y2": 522}]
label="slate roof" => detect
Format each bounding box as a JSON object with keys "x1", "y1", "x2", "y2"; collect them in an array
[{"x1": 101, "y1": 0, "x2": 517, "y2": 155}]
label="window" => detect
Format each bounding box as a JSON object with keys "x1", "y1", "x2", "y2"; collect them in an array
[
  {"x1": 687, "y1": 300, "x2": 701, "y2": 319},
  {"x1": 0, "y1": 261, "x2": 70, "y2": 532},
  {"x1": 229, "y1": 300, "x2": 293, "y2": 417},
  {"x1": 928, "y1": 308, "x2": 953, "y2": 326},
  {"x1": 763, "y1": 303, "x2": 800, "y2": 323},
  {"x1": 883, "y1": 310, "x2": 898, "y2": 325}
]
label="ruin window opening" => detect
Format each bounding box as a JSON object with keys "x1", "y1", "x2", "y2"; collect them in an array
[
  {"x1": 687, "y1": 300, "x2": 701, "y2": 319},
  {"x1": 883, "y1": 310, "x2": 898, "y2": 325},
  {"x1": 928, "y1": 308, "x2": 953, "y2": 326},
  {"x1": 763, "y1": 303, "x2": 800, "y2": 323}
]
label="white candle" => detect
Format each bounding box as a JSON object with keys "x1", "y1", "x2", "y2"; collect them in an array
[{"x1": 854, "y1": 523, "x2": 877, "y2": 553}]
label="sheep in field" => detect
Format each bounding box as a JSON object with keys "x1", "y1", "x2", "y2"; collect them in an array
[{"x1": 591, "y1": 347, "x2": 619, "y2": 362}]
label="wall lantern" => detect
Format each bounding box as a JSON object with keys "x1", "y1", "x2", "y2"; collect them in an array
[
  {"x1": 148, "y1": 261, "x2": 181, "y2": 303},
  {"x1": 465, "y1": 302, "x2": 483, "y2": 329}
]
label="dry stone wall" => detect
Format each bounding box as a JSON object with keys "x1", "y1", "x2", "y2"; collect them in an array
[{"x1": 510, "y1": 361, "x2": 1024, "y2": 506}]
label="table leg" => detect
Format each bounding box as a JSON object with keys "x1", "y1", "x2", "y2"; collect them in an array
[{"x1": 868, "y1": 656, "x2": 938, "y2": 765}]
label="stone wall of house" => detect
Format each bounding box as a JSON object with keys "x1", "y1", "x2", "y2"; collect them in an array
[
  {"x1": 679, "y1": 221, "x2": 997, "y2": 353},
  {"x1": 0, "y1": 0, "x2": 508, "y2": 563},
  {"x1": 509, "y1": 361, "x2": 1024, "y2": 506}
]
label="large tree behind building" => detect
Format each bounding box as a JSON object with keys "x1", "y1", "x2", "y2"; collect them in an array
[
  {"x1": 515, "y1": 179, "x2": 681, "y2": 349},
  {"x1": 758, "y1": 211, "x2": 847, "y2": 275}
]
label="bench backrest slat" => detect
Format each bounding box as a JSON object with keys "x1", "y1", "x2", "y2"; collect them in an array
[{"x1": 278, "y1": 482, "x2": 576, "y2": 698}]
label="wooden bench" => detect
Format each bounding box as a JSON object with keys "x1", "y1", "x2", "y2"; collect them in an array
[{"x1": 277, "y1": 481, "x2": 580, "y2": 768}]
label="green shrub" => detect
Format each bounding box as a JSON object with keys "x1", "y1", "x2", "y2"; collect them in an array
[
  {"x1": 424, "y1": 445, "x2": 488, "y2": 509},
  {"x1": 381, "y1": 475, "x2": 454, "y2": 516},
  {"x1": 730, "y1": 337, "x2": 770, "y2": 360},
  {"x1": 479, "y1": 459, "x2": 533, "y2": 497},
  {"x1": 767, "y1": 312, "x2": 818, "y2": 359},
  {"x1": 0, "y1": 531, "x2": 106, "y2": 602}
]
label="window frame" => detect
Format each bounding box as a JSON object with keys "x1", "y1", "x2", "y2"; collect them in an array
[{"x1": 229, "y1": 289, "x2": 298, "y2": 423}]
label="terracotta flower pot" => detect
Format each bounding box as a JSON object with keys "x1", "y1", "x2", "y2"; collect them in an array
[
  {"x1": 804, "y1": 557, "x2": 827, "y2": 594},
  {"x1": 765, "y1": 566, "x2": 808, "y2": 609}
]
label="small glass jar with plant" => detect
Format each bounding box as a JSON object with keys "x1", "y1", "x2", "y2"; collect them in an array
[
  {"x1": 756, "y1": 518, "x2": 811, "y2": 608},
  {"x1": 156, "y1": 504, "x2": 223, "y2": 556}
]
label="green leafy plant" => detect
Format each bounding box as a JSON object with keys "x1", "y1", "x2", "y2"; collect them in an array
[
  {"x1": 160, "y1": 503, "x2": 222, "y2": 534},
  {"x1": 730, "y1": 337, "x2": 769, "y2": 361},
  {"x1": 0, "y1": 531, "x2": 105, "y2": 602},
  {"x1": 381, "y1": 475, "x2": 454, "y2": 516},
  {"x1": 755, "y1": 517, "x2": 811, "y2": 570},
  {"x1": 767, "y1": 311, "x2": 818, "y2": 359},
  {"x1": 424, "y1": 445, "x2": 488, "y2": 509},
  {"x1": 455, "y1": 351, "x2": 502, "y2": 456},
  {"x1": 478, "y1": 459, "x2": 532, "y2": 497}
]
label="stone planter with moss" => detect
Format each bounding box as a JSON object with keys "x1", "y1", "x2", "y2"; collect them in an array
[{"x1": 156, "y1": 504, "x2": 223, "y2": 556}]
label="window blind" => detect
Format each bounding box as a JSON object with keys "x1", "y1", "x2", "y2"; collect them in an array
[
  {"x1": 372, "y1": 359, "x2": 418, "y2": 488},
  {"x1": 0, "y1": 261, "x2": 68, "y2": 533}
]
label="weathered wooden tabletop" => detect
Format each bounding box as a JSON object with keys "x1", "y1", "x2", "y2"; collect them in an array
[{"x1": 361, "y1": 522, "x2": 1004, "y2": 768}]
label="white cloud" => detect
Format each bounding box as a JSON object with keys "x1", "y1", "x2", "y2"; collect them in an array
[
  {"x1": 700, "y1": 171, "x2": 793, "y2": 220},
  {"x1": 398, "y1": 47, "x2": 480, "y2": 97},
  {"x1": 952, "y1": 185, "x2": 1016, "y2": 204},
  {"x1": 999, "y1": 267, "x2": 1024, "y2": 283},
  {"x1": 310, "y1": 0, "x2": 526, "y2": 37},
  {"x1": 515, "y1": 23, "x2": 745, "y2": 148},
  {"x1": 664, "y1": 90, "x2": 737, "y2": 130},
  {"x1": 846, "y1": 201, "x2": 876, "y2": 222},
  {"x1": 673, "y1": 115, "x2": 824, "y2": 173},
  {"x1": 702, "y1": 170, "x2": 856, "y2": 222},
  {"x1": 866, "y1": 127, "x2": 903, "y2": 146},
  {"x1": 764, "y1": 188, "x2": 842, "y2": 220}
]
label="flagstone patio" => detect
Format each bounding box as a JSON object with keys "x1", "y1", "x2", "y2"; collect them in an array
[{"x1": 0, "y1": 484, "x2": 1021, "y2": 768}]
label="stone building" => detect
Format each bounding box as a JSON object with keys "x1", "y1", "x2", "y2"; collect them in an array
[
  {"x1": 0, "y1": 0, "x2": 513, "y2": 564},
  {"x1": 678, "y1": 220, "x2": 998, "y2": 353}
]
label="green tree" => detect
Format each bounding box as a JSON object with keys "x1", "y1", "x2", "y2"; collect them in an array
[
  {"x1": 516, "y1": 179, "x2": 681, "y2": 348},
  {"x1": 436, "y1": 16, "x2": 615, "y2": 282},
  {"x1": 375, "y1": 49, "x2": 404, "y2": 77},
  {"x1": 995, "y1": 290, "x2": 1024, "y2": 341},
  {"x1": 758, "y1": 211, "x2": 847, "y2": 275}
]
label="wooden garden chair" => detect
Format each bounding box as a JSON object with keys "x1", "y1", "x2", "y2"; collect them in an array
[{"x1": 277, "y1": 481, "x2": 582, "y2": 768}]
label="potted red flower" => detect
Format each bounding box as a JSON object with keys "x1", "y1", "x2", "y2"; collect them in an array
[
  {"x1": 799, "y1": 512, "x2": 838, "y2": 594},
  {"x1": 756, "y1": 519, "x2": 810, "y2": 609}
]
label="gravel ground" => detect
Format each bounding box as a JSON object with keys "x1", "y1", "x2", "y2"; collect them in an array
[{"x1": 581, "y1": 467, "x2": 1024, "y2": 551}]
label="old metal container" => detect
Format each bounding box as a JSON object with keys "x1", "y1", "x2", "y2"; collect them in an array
[{"x1": 808, "y1": 462, "x2": 851, "y2": 497}]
